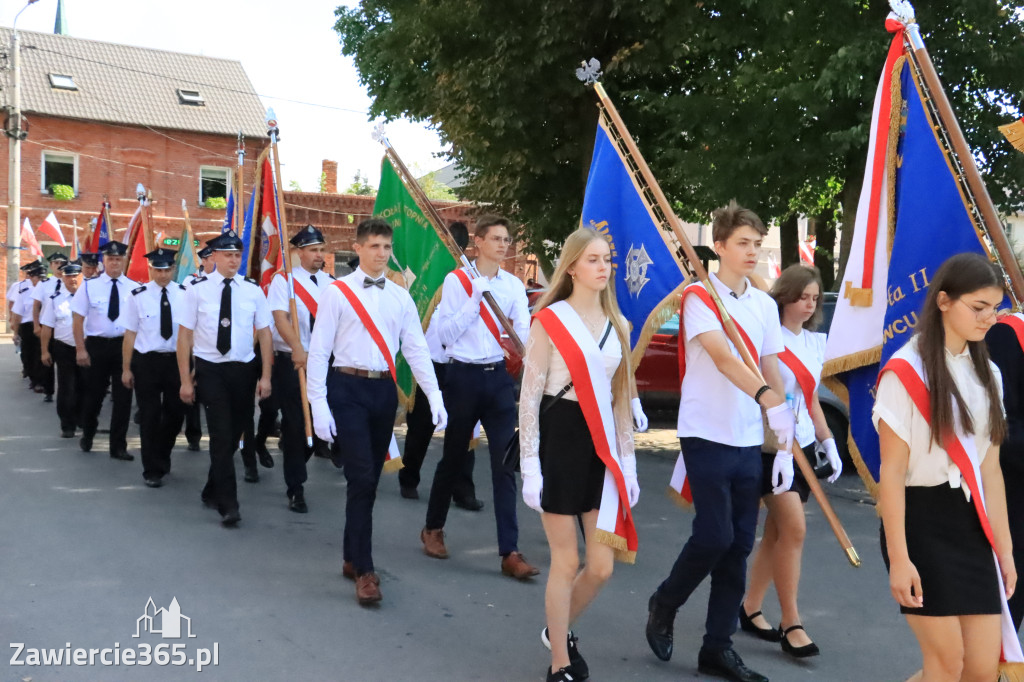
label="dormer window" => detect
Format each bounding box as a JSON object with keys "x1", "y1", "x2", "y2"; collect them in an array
[
  {"x1": 177, "y1": 89, "x2": 205, "y2": 106},
  {"x1": 48, "y1": 73, "x2": 77, "y2": 91}
]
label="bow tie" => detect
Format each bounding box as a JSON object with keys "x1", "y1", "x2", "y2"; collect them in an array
[{"x1": 363, "y1": 276, "x2": 386, "y2": 289}]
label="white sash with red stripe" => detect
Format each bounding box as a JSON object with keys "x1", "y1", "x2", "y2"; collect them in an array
[
  {"x1": 880, "y1": 350, "x2": 1023, "y2": 663},
  {"x1": 536, "y1": 301, "x2": 637, "y2": 563}
]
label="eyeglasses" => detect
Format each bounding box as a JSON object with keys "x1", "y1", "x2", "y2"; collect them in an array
[
  {"x1": 487, "y1": 236, "x2": 513, "y2": 245},
  {"x1": 956, "y1": 299, "x2": 999, "y2": 322}
]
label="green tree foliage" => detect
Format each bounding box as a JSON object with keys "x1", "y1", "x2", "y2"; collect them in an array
[
  {"x1": 335, "y1": 1, "x2": 1024, "y2": 284},
  {"x1": 344, "y1": 170, "x2": 377, "y2": 196}
]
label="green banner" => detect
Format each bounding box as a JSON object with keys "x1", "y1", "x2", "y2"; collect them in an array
[{"x1": 372, "y1": 156, "x2": 457, "y2": 404}]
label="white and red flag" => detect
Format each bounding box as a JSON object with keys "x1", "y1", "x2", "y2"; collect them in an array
[
  {"x1": 37, "y1": 211, "x2": 66, "y2": 247},
  {"x1": 20, "y1": 218, "x2": 43, "y2": 259}
]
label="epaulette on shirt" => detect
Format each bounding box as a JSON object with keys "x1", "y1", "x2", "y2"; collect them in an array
[
  {"x1": 327, "y1": 273, "x2": 336, "y2": 280},
  {"x1": 49, "y1": 291, "x2": 61, "y2": 299},
  {"x1": 192, "y1": 276, "x2": 208, "y2": 284},
  {"x1": 244, "y1": 277, "x2": 258, "y2": 285},
  {"x1": 131, "y1": 286, "x2": 147, "y2": 296},
  {"x1": 178, "y1": 284, "x2": 187, "y2": 290}
]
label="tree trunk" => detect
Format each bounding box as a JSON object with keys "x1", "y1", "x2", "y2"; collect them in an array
[
  {"x1": 837, "y1": 171, "x2": 862, "y2": 287},
  {"x1": 811, "y1": 205, "x2": 837, "y2": 291},
  {"x1": 779, "y1": 213, "x2": 799, "y2": 269}
]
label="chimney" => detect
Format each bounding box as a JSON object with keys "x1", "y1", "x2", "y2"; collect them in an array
[{"x1": 321, "y1": 160, "x2": 338, "y2": 194}]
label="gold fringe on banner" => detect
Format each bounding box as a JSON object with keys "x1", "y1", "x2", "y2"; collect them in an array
[
  {"x1": 999, "y1": 119, "x2": 1024, "y2": 153},
  {"x1": 666, "y1": 485, "x2": 692, "y2": 510},
  {"x1": 821, "y1": 346, "x2": 882, "y2": 379},
  {"x1": 593, "y1": 529, "x2": 636, "y2": 565},
  {"x1": 822, "y1": 376, "x2": 880, "y2": 501},
  {"x1": 886, "y1": 55, "x2": 907, "y2": 257},
  {"x1": 382, "y1": 457, "x2": 404, "y2": 474},
  {"x1": 1000, "y1": 662, "x2": 1024, "y2": 682},
  {"x1": 629, "y1": 282, "x2": 689, "y2": 369}
]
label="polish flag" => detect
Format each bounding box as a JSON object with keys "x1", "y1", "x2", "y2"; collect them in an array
[
  {"x1": 37, "y1": 211, "x2": 67, "y2": 247},
  {"x1": 20, "y1": 218, "x2": 43, "y2": 259}
]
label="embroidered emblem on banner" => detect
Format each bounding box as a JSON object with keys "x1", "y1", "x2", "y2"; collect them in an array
[{"x1": 624, "y1": 243, "x2": 653, "y2": 297}]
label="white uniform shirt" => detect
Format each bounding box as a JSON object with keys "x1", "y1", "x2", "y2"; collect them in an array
[
  {"x1": 6, "y1": 280, "x2": 21, "y2": 307},
  {"x1": 873, "y1": 336, "x2": 1003, "y2": 492},
  {"x1": 306, "y1": 267, "x2": 439, "y2": 406},
  {"x1": 40, "y1": 286, "x2": 76, "y2": 346},
  {"x1": 123, "y1": 280, "x2": 187, "y2": 353},
  {"x1": 677, "y1": 273, "x2": 785, "y2": 447},
  {"x1": 424, "y1": 317, "x2": 447, "y2": 365},
  {"x1": 32, "y1": 276, "x2": 63, "y2": 315},
  {"x1": 13, "y1": 281, "x2": 37, "y2": 319},
  {"x1": 267, "y1": 266, "x2": 333, "y2": 353},
  {"x1": 71, "y1": 272, "x2": 141, "y2": 338},
  {"x1": 780, "y1": 327, "x2": 827, "y2": 449},
  {"x1": 178, "y1": 268, "x2": 272, "y2": 363},
  {"x1": 436, "y1": 264, "x2": 529, "y2": 364}
]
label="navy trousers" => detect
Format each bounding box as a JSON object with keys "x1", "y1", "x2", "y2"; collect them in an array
[
  {"x1": 131, "y1": 350, "x2": 185, "y2": 480},
  {"x1": 425, "y1": 361, "x2": 518, "y2": 556},
  {"x1": 273, "y1": 351, "x2": 314, "y2": 497},
  {"x1": 655, "y1": 437, "x2": 763, "y2": 652},
  {"x1": 327, "y1": 371, "x2": 397, "y2": 575}
]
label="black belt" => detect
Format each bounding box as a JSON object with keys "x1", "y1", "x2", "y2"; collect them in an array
[
  {"x1": 135, "y1": 350, "x2": 175, "y2": 357},
  {"x1": 335, "y1": 366, "x2": 390, "y2": 380},
  {"x1": 274, "y1": 351, "x2": 292, "y2": 358},
  {"x1": 448, "y1": 359, "x2": 505, "y2": 371}
]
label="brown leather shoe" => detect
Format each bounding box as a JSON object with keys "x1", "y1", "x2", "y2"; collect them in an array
[
  {"x1": 501, "y1": 551, "x2": 541, "y2": 580},
  {"x1": 342, "y1": 561, "x2": 355, "y2": 581},
  {"x1": 421, "y1": 527, "x2": 449, "y2": 559},
  {"x1": 355, "y1": 572, "x2": 382, "y2": 605}
]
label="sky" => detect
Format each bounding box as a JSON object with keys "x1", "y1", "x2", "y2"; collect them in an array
[{"x1": 7, "y1": 0, "x2": 450, "y2": 192}]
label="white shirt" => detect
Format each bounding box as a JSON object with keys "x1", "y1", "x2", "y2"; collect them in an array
[
  {"x1": 6, "y1": 280, "x2": 21, "y2": 306},
  {"x1": 40, "y1": 286, "x2": 76, "y2": 346},
  {"x1": 676, "y1": 273, "x2": 785, "y2": 446},
  {"x1": 424, "y1": 317, "x2": 447, "y2": 364},
  {"x1": 71, "y1": 272, "x2": 141, "y2": 338},
  {"x1": 123, "y1": 280, "x2": 187, "y2": 353},
  {"x1": 267, "y1": 266, "x2": 333, "y2": 352},
  {"x1": 306, "y1": 267, "x2": 439, "y2": 407},
  {"x1": 32, "y1": 277, "x2": 63, "y2": 316},
  {"x1": 873, "y1": 336, "x2": 1003, "y2": 491},
  {"x1": 780, "y1": 327, "x2": 827, "y2": 448},
  {"x1": 178, "y1": 268, "x2": 272, "y2": 363},
  {"x1": 436, "y1": 264, "x2": 530, "y2": 364},
  {"x1": 13, "y1": 280, "x2": 37, "y2": 319},
  {"x1": 540, "y1": 318, "x2": 623, "y2": 402}
]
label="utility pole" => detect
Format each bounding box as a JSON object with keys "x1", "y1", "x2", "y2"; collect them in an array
[{"x1": 5, "y1": 0, "x2": 39, "y2": 332}]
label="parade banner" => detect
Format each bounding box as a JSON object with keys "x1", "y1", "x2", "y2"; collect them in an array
[
  {"x1": 174, "y1": 201, "x2": 200, "y2": 285},
  {"x1": 824, "y1": 47, "x2": 996, "y2": 495},
  {"x1": 580, "y1": 112, "x2": 688, "y2": 366},
  {"x1": 124, "y1": 202, "x2": 149, "y2": 283},
  {"x1": 87, "y1": 203, "x2": 111, "y2": 253},
  {"x1": 372, "y1": 156, "x2": 457, "y2": 407},
  {"x1": 245, "y1": 157, "x2": 283, "y2": 292}
]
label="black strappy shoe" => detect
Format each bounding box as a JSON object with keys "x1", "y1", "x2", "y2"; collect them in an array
[
  {"x1": 739, "y1": 607, "x2": 782, "y2": 642},
  {"x1": 780, "y1": 624, "x2": 820, "y2": 658}
]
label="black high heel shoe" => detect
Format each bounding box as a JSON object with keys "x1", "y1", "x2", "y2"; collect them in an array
[
  {"x1": 780, "y1": 624, "x2": 820, "y2": 658},
  {"x1": 739, "y1": 608, "x2": 782, "y2": 642}
]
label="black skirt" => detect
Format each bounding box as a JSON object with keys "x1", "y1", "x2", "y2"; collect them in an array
[
  {"x1": 539, "y1": 397, "x2": 606, "y2": 515},
  {"x1": 880, "y1": 484, "x2": 1002, "y2": 616},
  {"x1": 760, "y1": 443, "x2": 813, "y2": 503}
]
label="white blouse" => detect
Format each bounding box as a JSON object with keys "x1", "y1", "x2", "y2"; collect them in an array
[
  {"x1": 780, "y1": 327, "x2": 826, "y2": 449},
  {"x1": 872, "y1": 337, "x2": 1003, "y2": 491}
]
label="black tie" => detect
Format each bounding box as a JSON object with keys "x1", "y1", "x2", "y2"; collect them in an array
[
  {"x1": 363, "y1": 276, "x2": 385, "y2": 289},
  {"x1": 160, "y1": 287, "x2": 172, "y2": 340},
  {"x1": 217, "y1": 279, "x2": 232, "y2": 355},
  {"x1": 309, "y1": 274, "x2": 317, "y2": 331},
  {"x1": 107, "y1": 279, "x2": 120, "y2": 321}
]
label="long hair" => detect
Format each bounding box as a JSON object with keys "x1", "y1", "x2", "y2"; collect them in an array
[
  {"x1": 534, "y1": 229, "x2": 633, "y2": 412},
  {"x1": 770, "y1": 264, "x2": 824, "y2": 331},
  {"x1": 915, "y1": 252, "x2": 1006, "y2": 446}
]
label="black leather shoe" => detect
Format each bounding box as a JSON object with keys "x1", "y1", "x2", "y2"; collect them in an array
[
  {"x1": 697, "y1": 647, "x2": 768, "y2": 682},
  {"x1": 110, "y1": 450, "x2": 134, "y2": 461},
  {"x1": 400, "y1": 486, "x2": 419, "y2": 500},
  {"x1": 645, "y1": 593, "x2": 675, "y2": 662},
  {"x1": 256, "y1": 442, "x2": 274, "y2": 468},
  {"x1": 144, "y1": 476, "x2": 163, "y2": 488},
  {"x1": 739, "y1": 608, "x2": 782, "y2": 642},
  {"x1": 288, "y1": 492, "x2": 308, "y2": 514},
  {"x1": 244, "y1": 466, "x2": 259, "y2": 483},
  {"x1": 60, "y1": 429, "x2": 75, "y2": 438},
  {"x1": 221, "y1": 509, "x2": 241, "y2": 527},
  {"x1": 187, "y1": 440, "x2": 201, "y2": 452},
  {"x1": 780, "y1": 624, "x2": 819, "y2": 658},
  {"x1": 79, "y1": 434, "x2": 93, "y2": 452},
  {"x1": 453, "y1": 497, "x2": 485, "y2": 511}
]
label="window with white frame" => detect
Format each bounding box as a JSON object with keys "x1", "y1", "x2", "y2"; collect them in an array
[
  {"x1": 41, "y1": 151, "x2": 77, "y2": 195},
  {"x1": 199, "y1": 167, "x2": 231, "y2": 206}
]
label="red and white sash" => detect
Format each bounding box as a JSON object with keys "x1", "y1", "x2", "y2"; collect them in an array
[
  {"x1": 669, "y1": 283, "x2": 760, "y2": 504},
  {"x1": 536, "y1": 301, "x2": 638, "y2": 563},
  {"x1": 779, "y1": 347, "x2": 816, "y2": 411},
  {"x1": 453, "y1": 268, "x2": 502, "y2": 345},
  {"x1": 879, "y1": 352, "x2": 1023, "y2": 663},
  {"x1": 278, "y1": 272, "x2": 319, "y2": 318}
]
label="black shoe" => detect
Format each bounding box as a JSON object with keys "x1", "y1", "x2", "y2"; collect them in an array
[
  {"x1": 187, "y1": 440, "x2": 201, "y2": 452},
  {"x1": 269, "y1": 419, "x2": 281, "y2": 438},
  {"x1": 313, "y1": 441, "x2": 331, "y2": 459},
  {"x1": 221, "y1": 509, "x2": 241, "y2": 527},
  {"x1": 546, "y1": 667, "x2": 576, "y2": 682},
  {"x1": 288, "y1": 492, "x2": 308, "y2": 514},
  {"x1": 201, "y1": 494, "x2": 217, "y2": 510},
  {"x1": 739, "y1": 607, "x2": 782, "y2": 642},
  {"x1": 79, "y1": 434, "x2": 93, "y2": 452},
  {"x1": 697, "y1": 647, "x2": 768, "y2": 682},
  {"x1": 60, "y1": 429, "x2": 75, "y2": 439},
  {"x1": 256, "y1": 442, "x2": 274, "y2": 468},
  {"x1": 244, "y1": 466, "x2": 259, "y2": 483},
  {"x1": 400, "y1": 486, "x2": 419, "y2": 500},
  {"x1": 110, "y1": 450, "x2": 134, "y2": 461},
  {"x1": 780, "y1": 625, "x2": 819, "y2": 658},
  {"x1": 43, "y1": 394, "x2": 53, "y2": 403},
  {"x1": 453, "y1": 497, "x2": 485, "y2": 511},
  {"x1": 541, "y1": 628, "x2": 589, "y2": 680},
  {"x1": 645, "y1": 593, "x2": 675, "y2": 662},
  {"x1": 144, "y1": 476, "x2": 163, "y2": 488}
]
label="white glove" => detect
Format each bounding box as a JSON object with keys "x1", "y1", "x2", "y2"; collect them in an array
[
  {"x1": 765, "y1": 402, "x2": 796, "y2": 451},
  {"x1": 470, "y1": 276, "x2": 491, "y2": 302},
  {"x1": 822, "y1": 437, "x2": 843, "y2": 483},
  {"x1": 427, "y1": 390, "x2": 448, "y2": 432},
  {"x1": 621, "y1": 457, "x2": 641, "y2": 508},
  {"x1": 311, "y1": 400, "x2": 336, "y2": 444},
  {"x1": 631, "y1": 397, "x2": 648, "y2": 433},
  {"x1": 520, "y1": 455, "x2": 544, "y2": 512},
  {"x1": 771, "y1": 449, "x2": 794, "y2": 495}
]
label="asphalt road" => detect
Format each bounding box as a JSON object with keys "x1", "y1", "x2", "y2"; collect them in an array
[{"x1": 0, "y1": 337, "x2": 919, "y2": 681}]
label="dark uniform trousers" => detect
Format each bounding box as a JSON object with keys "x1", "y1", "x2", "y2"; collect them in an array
[
  {"x1": 17, "y1": 321, "x2": 33, "y2": 379},
  {"x1": 273, "y1": 351, "x2": 313, "y2": 496},
  {"x1": 20, "y1": 322, "x2": 53, "y2": 394},
  {"x1": 196, "y1": 357, "x2": 259, "y2": 514},
  {"x1": 328, "y1": 371, "x2": 398, "y2": 575},
  {"x1": 425, "y1": 361, "x2": 518, "y2": 556},
  {"x1": 241, "y1": 343, "x2": 278, "y2": 469},
  {"x1": 399, "y1": 361, "x2": 476, "y2": 497},
  {"x1": 184, "y1": 393, "x2": 203, "y2": 447},
  {"x1": 81, "y1": 336, "x2": 133, "y2": 454},
  {"x1": 52, "y1": 340, "x2": 84, "y2": 432},
  {"x1": 654, "y1": 437, "x2": 763, "y2": 652},
  {"x1": 131, "y1": 350, "x2": 186, "y2": 479}
]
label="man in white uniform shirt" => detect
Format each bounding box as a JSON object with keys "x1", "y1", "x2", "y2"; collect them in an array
[
  {"x1": 12, "y1": 261, "x2": 46, "y2": 392},
  {"x1": 40, "y1": 260, "x2": 84, "y2": 438},
  {"x1": 177, "y1": 230, "x2": 273, "y2": 527}
]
